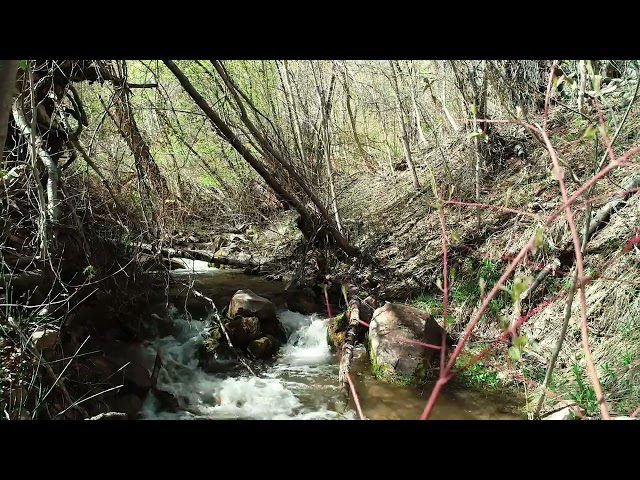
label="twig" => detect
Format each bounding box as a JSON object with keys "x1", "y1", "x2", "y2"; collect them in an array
[
  {"x1": 85, "y1": 412, "x2": 128, "y2": 420},
  {"x1": 345, "y1": 373, "x2": 366, "y2": 420},
  {"x1": 150, "y1": 351, "x2": 162, "y2": 388},
  {"x1": 533, "y1": 267, "x2": 580, "y2": 418},
  {"x1": 67, "y1": 134, "x2": 127, "y2": 214},
  {"x1": 536, "y1": 124, "x2": 610, "y2": 419}
]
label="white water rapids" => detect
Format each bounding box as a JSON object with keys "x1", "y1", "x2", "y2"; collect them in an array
[{"x1": 141, "y1": 307, "x2": 357, "y2": 420}]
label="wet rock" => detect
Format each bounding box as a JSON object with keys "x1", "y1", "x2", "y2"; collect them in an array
[
  {"x1": 229, "y1": 289, "x2": 286, "y2": 343},
  {"x1": 151, "y1": 388, "x2": 181, "y2": 412},
  {"x1": 229, "y1": 289, "x2": 277, "y2": 322},
  {"x1": 327, "y1": 312, "x2": 347, "y2": 352},
  {"x1": 30, "y1": 328, "x2": 59, "y2": 350},
  {"x1": 149, "y1": 313, "x2": 176, "y2": 338},
  {"x1": 286, "y1": 287, "x2": 320, "y2": 315},
  {"x1": 163, "y1": 258, "x2": 188, "y2": 270},
  {"x1": 123, "y1": 363, "x2": 152, "y2": 397},
  {"x1": 247, "y1": 335, "x2": 278, "y2": 359},
  {"x1": 542, "y1": 405, "x2": 584, "y2": 420},
  {"x1": 225, "y1": 316, "x2": 261, "y2": 349},
  {"x1": 368, "y1": 303, "x2": 452, "y2": 385},
  {"x1": 115, "y1": 394, "x2": 143, "y2": 418}
]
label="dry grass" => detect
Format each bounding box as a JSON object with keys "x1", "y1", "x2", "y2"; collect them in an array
[{"x1": 328, "y1": 102, "x2": 640, "y2": 415}]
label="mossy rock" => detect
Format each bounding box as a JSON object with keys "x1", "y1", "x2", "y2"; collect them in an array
[
  {"x1": 326, "y1": 312, "x2": 347, "y2": 351},
  {"x1": 368, "y1": 341, "x2": 434, "y2": 387},
  {"x1": 200, "y1": 326, "x2": 222, "y2": 356},
  {"x1": 247, "y1": 335, "x2": 279, "y2": 359}
]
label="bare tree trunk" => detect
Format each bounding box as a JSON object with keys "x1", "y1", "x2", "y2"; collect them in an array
[
  {"x1": 311, "y1": 62, "x2": 343, "y2": 234},
  {"x1": 210, "y1": 60, "x2": 357, "y2": 256},
  {"x1": 109, "y1": 87, "x2": 169, "y2": 201},
  {"x1": 164, "y1": 60, "x2": 358, "y2": 257},
  {"x1": 12, "y1": 102, "x2": 59, "y2": 223},
  {"x1": 441, "y1": 73, "x2": 460, "y2": 133},
  {"x1": 337, "y1": 61, "x2": 375, "y2": 171},
  {"x1": 0, "y1": 60, "x2": 18, "y2": 161},
  {"x1": 388, "y1": 60, "x2": 420, "y2": 191},
  {"x1": 278, "y1": 61, "x2": 307, "y2": 168},
  {"x1": 577, "y1": 60, "x2": 587, "y2": 114},
  {"x1": 408, "y1": 61, "x2": 429, "y2": 148}
]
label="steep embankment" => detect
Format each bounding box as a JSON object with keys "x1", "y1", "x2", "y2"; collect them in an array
[{"x1": 329, "y1": 107, "x2": 640, "y2": 418}]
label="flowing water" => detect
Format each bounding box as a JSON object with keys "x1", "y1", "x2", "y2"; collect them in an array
[{"x1": 140, "y1": 261, "x2": 524, "y2": 420}]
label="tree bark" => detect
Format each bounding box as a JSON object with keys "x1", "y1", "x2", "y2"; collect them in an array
[
  {"x1": 388, "y1": 60, "x2": 420, "y2": 191},
  {"x1": 0, "y1": 60, "x2": 18, "y2": 162},
  {"x1": 105, "y1": 80, "x2": 170, "y2": 236},
  {"x1": 12, "y1": 102, "x2": 59, "y2": 223},
  {"x1": 207, "y1": 60, "x2": 357, "y2": 256},
  {"x1": 339, "y1": 297, "x2": 362, "y2": 388},
  {"x1": 152, "y1": 245, "x2": 268, "y2": 270},
  {"x1": 278, "y1": 60, "x2": 307, "y2": 169},
  {"x1": 577, "y1": 60, "x2": 587, "y2": 114},
  {"x1": 310, "y1": 62, "x2": 343, "y2": 234},
  {"x1": 338, "y1": 62, "x2": 376, "y2": 172},
  {"x1": 409, "y1": 62, "x2": 429, "y2": 148},
  {"x1": 163, "y1": 60, "x2": 335, "y2": 249}
]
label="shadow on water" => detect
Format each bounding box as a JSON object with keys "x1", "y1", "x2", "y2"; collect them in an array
[
  {"x1": 142, "y1": 261, "x2": 525, "y2": 420},
  {"x1": 348, "y1": 349, "x2": 524, "y2": 420}
]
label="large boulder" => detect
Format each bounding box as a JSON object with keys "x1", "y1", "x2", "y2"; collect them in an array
[
  {"x1": 228, "y1": 289, "x2": 286, "y2": 342},
  {"x1": 224, "y1": 316, "x2": 261, "y2": 349},
  {"x1": 368, "y1": 303, "x2": 452, "y2": 386},
  {"x1": 31, "y1": 328, "x2": 59, "y2": 350},
  {"x1": 286, "y1": 287, "x2": 320, "y2": 315}
]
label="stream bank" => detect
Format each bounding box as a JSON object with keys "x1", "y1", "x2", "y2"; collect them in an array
[{"x1": 136, "y1": 260, "x2": 525, "y2": 420}]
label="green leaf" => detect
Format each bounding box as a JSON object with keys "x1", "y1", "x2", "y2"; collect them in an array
[
  {"x1": 19, "y1": 60, "x2": 28, "y2": 70},
  {"x1": 511, "y1": 275, "x2": 533, "y2": 302},
  {"x1": 341, "y1": 283, "x2": 349, "y2": 304},
  {"x1": 470, "y1": 104, "x2": 478, "y2": 116},
  {"x1": 449, "y1": 267, "x2": 457, "y2": 284},
  {"x1": 533, "y1": 227, "x2": 545, "y2": 253},
  {"x1": 466, "y1": 131, "x2": 488, "y2": 142},
  {"x1": 582, "y1": 125, "x2": 598, "y2": 140},
  {"x1": 513, "y1": 334, "x2": 529, "y2": 350},
  {"x1": 508, "y1": 346, "x2": 521, "y2": 361}
]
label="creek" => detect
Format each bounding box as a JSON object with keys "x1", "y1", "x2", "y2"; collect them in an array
[{"x1": 140, "y1": 259, "x2": 523, "y2": 420}]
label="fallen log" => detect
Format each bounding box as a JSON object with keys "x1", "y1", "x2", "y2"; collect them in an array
[
  {"x1": 584, "y1": 174, "x2": 640, "y2": 243},
  {"x1": 140, "y1": 244, "x2": 270, "y2": 271},
  {"x1": 337, "y1": 294, "x2": 376, "y2": 386},
  {"x1": 85, "y1": 412, "x2": 128, "y2": 420},
  {"x1": 338, "y1": 297, "x2": 361, "y2": 389},
  {"x1": 1, "y1": 253, "x2": 41, "y2": 271},
  {"x1": 3, "y1": 270, "x2": 44, "y2": 291}
]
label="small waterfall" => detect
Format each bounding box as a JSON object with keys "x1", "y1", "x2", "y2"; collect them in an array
[{"x1": 141, "y1": 307, "x2": 354, "y2": 420}]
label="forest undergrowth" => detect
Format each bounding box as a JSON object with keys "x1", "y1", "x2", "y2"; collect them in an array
[{"x1": 2, "y1": 59, "x2": 640, "y2": 420}]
